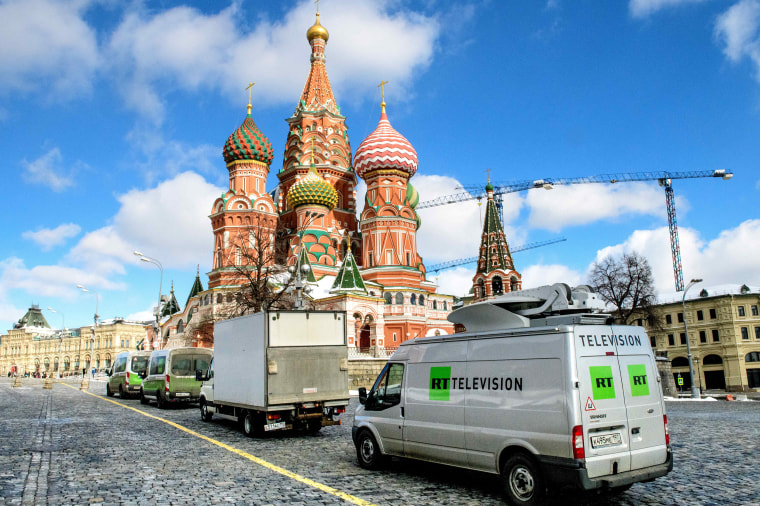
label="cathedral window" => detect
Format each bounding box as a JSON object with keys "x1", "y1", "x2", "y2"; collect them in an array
[
  {"x1": 410, "y1": 294, "x2": 416, "y2": 305},
  {"x1": 217, "y1": 294, "x2": 223, "y2": 304},
  {"x1": 384, "y1": 293, "x2": 392, "y2": 305},
  {"x1": 235, "y1": 248, "x2": 242, "y2": 266},
  {"x1": 433, "y1": 300, "x2": 438, "y2": 310},
  {"x1": 510, "y1": 277, "x2": 519, "y2": 292},
  {"x1": 395, "y1": 293, "x2": 404, "y2": 305},
  {"x1": 419, "y1": 295, "x2": 425, "y2": 306},
  {"x1": 492, "y1": 276, "x2": 504, "y2": 296}
]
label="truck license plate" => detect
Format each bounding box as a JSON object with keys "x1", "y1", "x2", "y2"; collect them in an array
[
  {"x1": 264, "y1": 421, "x2": 286, "y2": 432},
  {"x1": 591, "y1": 433, "x2": 622, "y2": 448},
  {"x1": 175, "y1": 392, "x2": 190, "y2": 397}
]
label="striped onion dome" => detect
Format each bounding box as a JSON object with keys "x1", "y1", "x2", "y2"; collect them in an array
[
  {"x1": 354, "y1": 110, "x2": 418, "y2": 179},
  {"x1": 406, "y1": 182, "x2": 419, "y2": 209},
  {"x1": 287, "y1": 164, "x2": 339, "y2": 210},
  {"x1": 222, "y1": 108, "x2": 274, "y2": 165}
]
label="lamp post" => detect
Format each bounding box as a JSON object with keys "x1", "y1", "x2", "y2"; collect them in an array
[
  {"x1": 683, "y1": 278, "x2": 703, "y2": 399},
  {"x1": 134, "y1": 251, "x2": 163, "y2": 349},
  {"x1": 77, "y1": 285, "x2": 99, "y2": 376},
  {"x1": 289, "y1": 211, "x2": 323, "y2": 309},
  {"x1": 46, "y1": 307, "x2": 66, "y2": 379}
]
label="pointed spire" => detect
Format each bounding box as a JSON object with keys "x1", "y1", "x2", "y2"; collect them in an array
[
  {"x1": 330, "y1": 246, "x2": 367, "y2": 294},
  {"x1": 297, "y1": 245, "x2": 317, "y2": 283},
  {"x1": 477, "y1": 181, "x2": 516, "y2": 276},
  {"x1": 186, "y1": 267, "x2": 205, "y2": 305}
]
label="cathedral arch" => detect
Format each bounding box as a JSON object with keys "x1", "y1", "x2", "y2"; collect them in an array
[
  {"x1": 510, "y1": 277, "x2": 519, "y2": 292},
  {"x1": 418, "y1": 295, "x2": 425, "y2": 306},
  {"x1": 492, "y1": 276, "x2": 504, "y2": 296},
  {"x1": 394, "y1": 293, "x2": 404, "y2": 305},
  {"x1": 384, "y1": 293, "x2": 392, "y2": 305}
]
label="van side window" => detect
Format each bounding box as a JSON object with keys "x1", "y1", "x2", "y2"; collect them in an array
[
  {"x1": 150, "y1": 356, "x2": 166, "y2": 375},
  {"x1": 366, "y1": 363, "x2": 404, "y2": 411}
]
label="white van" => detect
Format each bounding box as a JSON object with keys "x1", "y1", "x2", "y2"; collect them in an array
[{"x1": 352, "y1": 284, "x2": 672, "y2": 505}]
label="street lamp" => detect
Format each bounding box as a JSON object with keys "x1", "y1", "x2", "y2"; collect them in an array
[
  {"x1": 46, "y1": 307, "x2": 66, "y2": 379},
  {"x1": 134, "y1": 251, "x2": 163, "y2": 349},
  {"x1": 77, "y1": 285, "x2": 99, "y2": 377},
  {"x1": 289, "y1": 211, "x2": 323, "y2": 309},
  {"x1": 683, "y1": 278, "x2": 703, "y2": 399}
]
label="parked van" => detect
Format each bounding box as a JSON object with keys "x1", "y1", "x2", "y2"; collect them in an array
[
  {"x1": 106, "y1": 350, "x2": 151, "y2": 399},
  {"x1": 352, "y1": 284, "x2": 672, "y2": 505},
  {"x1": 139, "y1": 347, "x2": 213, "y2": 408}
]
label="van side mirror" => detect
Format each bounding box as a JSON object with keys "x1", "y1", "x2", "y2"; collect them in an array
[
  {"x1": 358, "y1": 387, "x2": 367, "y2": 405},
  {"x1": 138, "y1": 370, "x2": 147, "y2": 379},
  {"x1": 195, "y1": 369, "x2": 208, "y2": 382},
  {"x1": 105, "y1": 368, "x2": 112, "y2": 377}
]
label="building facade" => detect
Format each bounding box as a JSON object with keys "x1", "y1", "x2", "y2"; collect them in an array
[
  {"x1": 644, "y1": 286, "x2": 760, "y2": 392},
  {"x1": 0, "y1": 306, "x2": 150, "y2": 376}
]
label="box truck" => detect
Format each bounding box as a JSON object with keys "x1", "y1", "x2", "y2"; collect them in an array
[
  {"x1": 197, "y1": 310, "x2": 350, "y2": 435},
  {"x1": 352, "y1": 283, "x2": 672, "y2": 505}
]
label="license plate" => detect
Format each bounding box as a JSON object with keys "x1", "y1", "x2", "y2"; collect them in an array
[
  {"x1": 591, "y1": 433, "x2": 622, "y2": 448},
  {"x1": 175, "y1": 392, "x2": 190, "y2": 397},
  {"x1": 264, "y1": 421, "x2": 286, "y2": 432}
]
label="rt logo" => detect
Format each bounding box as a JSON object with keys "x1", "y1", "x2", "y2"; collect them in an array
[
  {"x1": 632, "y1": 375, "x2": 647, "y2": 386},
  {"x1": 595, "y1": 377, "x2": 613, "y2": 388}
]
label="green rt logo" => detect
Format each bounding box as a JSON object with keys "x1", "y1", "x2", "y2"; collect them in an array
[{"x1": 429, "y1": 366, "x2": 451, "y2": 401}]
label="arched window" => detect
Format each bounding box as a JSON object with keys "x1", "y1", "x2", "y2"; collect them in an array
[
  {"x1": 384, "y1": 293, "x2": 392, "y2": 305},
  {"x1": 492, "y1": 276, "x2": 504, "y2": 296},
  {"x1": 671, "y1": 357, "x2": 689, "y2": 367},
  {"x1": 176, "y1": 320, "x2": 184, "y2": 333},
  {"x1": 217, "y1": 293, "x2": 223, "y2": 304},
  {"x1": 433, "y1": 300, "x2": 438, "y2": 310},
  {"x1": 395, "y1": 293, "x2": 404, "y2": 305},
  {"x1": 478, "y1": 279, "x2": 486, "y2": 298},
  {"x1": 410, "y1": 294, "x2": 417, "y2": 305},
  {"x1": 443, "y1": 301, "x2": 447, "y2": 310},
  {"x1": 510, "y1": 277, "x2": 519, "y2": 292},
  {"x1": 745, "y1": 352, "x2": 760, "y2": 363},
  {"x1": 703, "y1": 354, "x2": 723, "y2": 365},
  {"x1": 419, "y1": 295, "x2": 425, "y2": 306}
]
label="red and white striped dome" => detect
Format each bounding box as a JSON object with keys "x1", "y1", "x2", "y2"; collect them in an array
[{"x1": 354, "y1": 111, "x2": 418, "y2": 179}]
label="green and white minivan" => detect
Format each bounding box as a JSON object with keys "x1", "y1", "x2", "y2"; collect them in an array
[
  {"x1": 106, "y1": 350, "x2": 151, "y2": 399},
  {"x1": 139, "y1": 347, "x2": 213, "y2": 408}
]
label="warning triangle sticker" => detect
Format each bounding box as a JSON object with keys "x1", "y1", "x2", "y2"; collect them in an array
[{"x1": 585, "y1": 397, "x2": 596, "y2": 411}]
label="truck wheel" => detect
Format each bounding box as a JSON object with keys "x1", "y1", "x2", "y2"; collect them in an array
[
  {"x1": 156, "y1": 390, "x2": 166, "y2": 409},
  {"x1": 307, "y1": 420, "x2": 322, "y2": 434},
  {"x1": 501, "y1": 453, "x2": 545, "y2": 506},
  {"x1": 140, "y1": 388, "x2": 149, "y2": 405},
  {"x1": 243, "y1": 412, "x2": 256, "y2": 437},
  {"x1": 356, "y1": 431, "x2": 384, "y2": 470},
  {"x1": 200, "y1": 400, "x2": 212, "y2": 422},
  {"x1": 106, "y1": 383, "x2": 113, "y2": 397}
]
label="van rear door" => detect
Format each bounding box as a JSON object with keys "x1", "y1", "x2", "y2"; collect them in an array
[
  {"x1": 613, "y1": 327, "x2": 667, "y2": 470},
  {"x1": 576, "y1": 336, "x2": 632, "y2": 479}
]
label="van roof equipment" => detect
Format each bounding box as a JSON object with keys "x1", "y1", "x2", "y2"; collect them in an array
[{"x1": 448, "y1": 283, "x2": 610, "y2": 332}]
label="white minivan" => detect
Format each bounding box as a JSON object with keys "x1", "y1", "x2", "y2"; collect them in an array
[{"x1": 352, "y1": 284, "x2": 672, "y2": 505}]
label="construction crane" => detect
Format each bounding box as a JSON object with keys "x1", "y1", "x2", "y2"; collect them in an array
[
  {"x1": 417, "y1": 170, "x2": 734, "y2": 291},
  {"x1": 427, "y1": 238, "x2": 567, "y2": 274}
]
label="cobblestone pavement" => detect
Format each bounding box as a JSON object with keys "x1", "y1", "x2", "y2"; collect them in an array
[{"x1": 1, "y1": 378, "x2": 758, "y2": 505}]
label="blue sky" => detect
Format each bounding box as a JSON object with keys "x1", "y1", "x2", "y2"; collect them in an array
[{"x1": 1, "y1": 0, "x2": 759, "y2": 332}]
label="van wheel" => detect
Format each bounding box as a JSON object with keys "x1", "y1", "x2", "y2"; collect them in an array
[
  {"x1": 356, "y1": 431, "x2": 384, "y2": 470},
  {"x1": 502, "y1": 453, "x2": 545, "y2": 506},
  {"x1": 140, "y1": 389, "x2": 148, "y2": 405},
  {"x1": 156, "y1": 390, "x2": 166, "y2": 409},
  {"x1": 243, "y1": 412, "x2": 255, "y2": 437},
  {"x1": 200, "y1": 400, "x2": 212, "y2": 422},
  {"x1": 119, "y1": 384, "x2": 128, "y2": 399},
  {"x1": 106, "y1": 383, "x2": 113, "y2": 397}
]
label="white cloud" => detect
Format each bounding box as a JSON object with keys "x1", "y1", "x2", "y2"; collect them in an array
[
  {"x1": 433, "y1": 266, "x2": 476, "y2": 297},
  {"x1": 105, "y1": 0, "x2": 439, "y2": 123},
  {"x1": 589, "y1": 219, "x2": 760, "y2": 294},
  {"x1": 521, "y1": 263, "x2": 584, "y2": 289},
  {"x1": 525, "y1": 182, "x2": 667, "y2": 232},
  {"x1": 629, "y1": 0, "x2": 709, "y2": 18},
  {"x1": 68, "y1": 171, "x2": 223, "y2": 273},
  {"x1": 21, "y1": 148, "x2": 76, "y2": 192},
  {"x1": 0, "y1": 0, "x2": 99, "y2": 96},
  {"x1": 715, "y1": 0, "x2": 760, "y2": 82},
  {"x1": 22, "y1": 223, "x2": 81, "y2": 251}
]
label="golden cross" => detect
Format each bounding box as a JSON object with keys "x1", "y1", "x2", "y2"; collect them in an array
[
  {"x1": 485, "y1": 168, "x2": 492, "y2": 183},
  {"x1": 246, "y1": 82, "x2": 255, "y2": 104},
  {"x1": 378, "y1": 80, "x2": 389, "y2": 112},
  {"x1": 314, "y1": 0, "x2": 320, "y2": 14}
]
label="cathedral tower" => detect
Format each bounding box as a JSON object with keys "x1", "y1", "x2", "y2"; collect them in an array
[
  {"x1": 277, "y1": 11, "x2": 359, "y2": 270},
  {"x1": 471, "y1": 181, "x2": 521, "y2": 301},
  {"x1": 208, "y1": 93, "x2": 278, "y2": 289}
]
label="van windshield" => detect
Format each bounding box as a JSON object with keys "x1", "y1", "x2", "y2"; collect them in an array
[
  {"x1": 171, "y1": 355, "x2": 194, "y2": 376},
  {"x1": 131, "y1": 356, "x2": 149, "y2": 373}
]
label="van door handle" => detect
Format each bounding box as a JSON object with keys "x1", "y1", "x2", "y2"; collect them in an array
[
  {"x1": 631, "y1": 427, "x2": 640, "y2": 435},
  {"x1": 400, "y1": 407, "x2": 404, "y2": 417}
]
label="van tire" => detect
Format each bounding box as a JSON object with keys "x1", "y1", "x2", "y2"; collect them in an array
[
  {"x1": 140, "y1": 389, "x2": 149, "y2": 405},
  {"x1": 119, "y1": 384, "x2": 128, "y2": 399},
  {"x1": 200, "y1": 400, "x2": 212, "y2": 422},
  {"x1": 106, "y1": 383, "x2": 114, "y2": 397},
  {"x1": 243, "y1": 412, "x2": 255, "y2": 437},
  {"x1": 501, "y1": 453, "x2": 545, "y2": 506},
  {"x1": 156, "y1": 390, "x2": 166, "y2": 409},
  {"x1": 356, "y1": 430, "x2": 384, "y2": 470}
]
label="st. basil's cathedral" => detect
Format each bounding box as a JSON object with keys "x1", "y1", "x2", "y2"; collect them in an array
[{"x1": 160, "y1": 11, "x2": 521, "y2": 354}]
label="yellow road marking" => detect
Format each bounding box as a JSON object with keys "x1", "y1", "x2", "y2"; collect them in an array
[{"x1": 60, "y1": 382, "x2": 375, "y2": 506}]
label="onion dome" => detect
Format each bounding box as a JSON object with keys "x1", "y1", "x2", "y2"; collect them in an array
[
  {"x1": 485, "y1": 181, "x2": 494, "y2": 192},
  {"x1": 406, "y1": 182, "x2": 419, "y2": 209},
  {"x1": 307, "y1": 12, "x2": 329, "y2": 42},
  {"x1": 354, "y1": 109, "x2": 418, "y2": 179},
  {"x1": 287, "y1": 165, "x2": 339, "y2": 210},
  {"x1": 222, "y1": 105, "x2": 274, "y2": 165}
]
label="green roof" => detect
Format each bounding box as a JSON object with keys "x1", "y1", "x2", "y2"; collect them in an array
[
  {"x1": 14, "y1": 305, "x2": 51, "y2": 329},
  {"x1": 186, "y1": 268, "x2": 205, "y2": 305},
  {"x1": 476, "y1": 193, "x2": 516, "y2": 276},
  {"x1": 330, "y1": 248, "x2": 367, "y2": 294},
  {"x1": 161, "y1": 284, "x2": 181, "y2": 317}
]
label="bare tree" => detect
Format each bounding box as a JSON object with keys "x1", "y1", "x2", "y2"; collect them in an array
[
  {"x1": 589, "y1": 251, "x2": 661, "y2": 328},
  {"x1": 226, "y1": 216, "x2": 300, "y2": 315}
]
